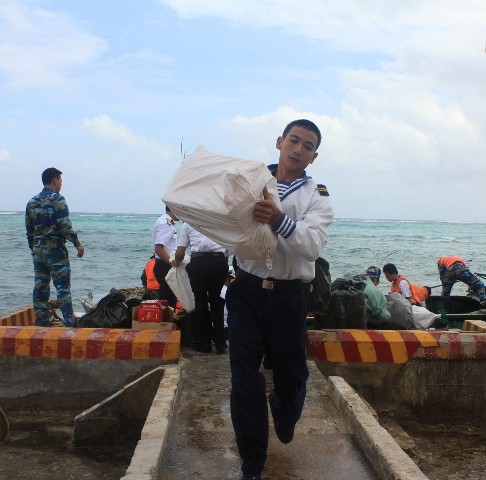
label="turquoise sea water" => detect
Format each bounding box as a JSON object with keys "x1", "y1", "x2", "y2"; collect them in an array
[{"x1": 1, "y1": 211, "x2": 486, "y2": 315}]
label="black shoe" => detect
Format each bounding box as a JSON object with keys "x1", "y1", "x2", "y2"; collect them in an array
[
  {"x1": 269, "y1": 394, "x2": 294, "y2": 444},
  {"x1": 215, "y1": 343, "x2": 227, "y2": 354},
  {"x1": 273, "y1": 420, "x2": 294, "y2": 444},
  {"x1": 192, "y1": 343, "x2": 212, "y2": 353},
  {"x1": 241, "y1": 475, "x2": 261, "y2": 480}
]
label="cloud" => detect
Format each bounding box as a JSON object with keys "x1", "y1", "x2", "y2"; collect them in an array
[
  {"x1": 0, "y1": 148, "x2": 11, "y2": 162},
  {"x1": 0, "y1": 1, "x2": 108, "y2": 87},
  {"x1": 225, "y1": 97, "x2": 486, "y2": 178},
  {"x1": 2, "y1": 1, "x2": 486, "y2": 221},
  {"x1": 158, "y1": 0, "x2": 486, "y2": 51},
  {"x1": 0, "y1": 149, "x2": 12, "y2": 173},
  {"x1": 216, "y1": 100, "x2": 486, "y2": 221},
  {"x1": 83, "y1": 115, "x2": 171, "y2": 156}
]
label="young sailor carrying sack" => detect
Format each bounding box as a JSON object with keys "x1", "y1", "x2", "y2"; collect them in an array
[{"x1": 162, "y1": 145, "x2": 280, "y2": 269}]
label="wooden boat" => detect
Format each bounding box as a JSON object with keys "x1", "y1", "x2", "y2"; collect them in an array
[
  {"x1": 426, "y1": 295, "x2": 486, "y2": 328},
  {"x1": 305, "y1": 294, "x2": 486, "y2": 331}
]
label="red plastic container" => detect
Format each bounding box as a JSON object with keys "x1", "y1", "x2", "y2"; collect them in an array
[{"x1": 137, "y1": 300, "x2": 169, "y2": 323}]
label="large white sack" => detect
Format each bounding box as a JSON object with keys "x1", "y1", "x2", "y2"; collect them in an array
[
  {"x1": 411, "y1": 305, "x2": 439, "y2": 329},
  {"x1": 165, "y1": 258, "x2": 195, "y2": 313},
  {"x1": 162, "y1": 145, "x2": 280, "y2": 268}
]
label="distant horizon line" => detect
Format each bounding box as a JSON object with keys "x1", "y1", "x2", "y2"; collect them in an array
[{"x1": 1, "y1": 210, "x2": 485, "y2": 224}]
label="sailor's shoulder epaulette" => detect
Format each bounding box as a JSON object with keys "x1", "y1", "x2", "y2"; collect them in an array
[{"x1": 316, "y1": 184, "x2": 329, "y2": 196}]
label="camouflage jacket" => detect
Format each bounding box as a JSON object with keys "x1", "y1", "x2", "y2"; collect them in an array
[{"x1": 25, "y1": 187, "x2": 80, "y2": 251}]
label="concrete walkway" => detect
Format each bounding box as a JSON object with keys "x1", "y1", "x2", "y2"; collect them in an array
[{"x1": 158, "y1": 348, "x2": 378, "y2": 480}]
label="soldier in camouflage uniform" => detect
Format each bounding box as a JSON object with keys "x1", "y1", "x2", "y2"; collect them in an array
[
  {"x1": 438, "y1": 256, "x2": 486, "y2": 310},
  {"x1": 25, "y1": 168, "x2": 85, "y2": 327}
]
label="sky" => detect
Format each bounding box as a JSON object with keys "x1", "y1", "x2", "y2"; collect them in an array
[{"x1": 1, "y1": 0, "x2": 486, "y2": 221}]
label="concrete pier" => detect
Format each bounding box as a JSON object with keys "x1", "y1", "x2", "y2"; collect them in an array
[
  {"x1": 5, "y1": 306, "x2": 485, "y2": 479},
  {"x1": 154, "y1": 350, "x2": 381, "y2": 480}
]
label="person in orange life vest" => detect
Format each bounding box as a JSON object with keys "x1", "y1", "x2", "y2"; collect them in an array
[
  {"x1": 383, "y1": 263, "x2": 430, "y2": 306},
  {"x1": 437, "y1": 256, "x2": 486, "y2": 309},
  {"x1": 140, "y1": 255, "x2": 160, "y2": 300},
  {"x1": 152, "y1": 205, "x2": 179, "y2": 308}
]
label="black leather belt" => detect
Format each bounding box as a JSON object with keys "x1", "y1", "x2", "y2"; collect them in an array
[
  {"x1": 191, "y1": 252, "x2": 226, "y2": 258},
  {"x1": 236, "y1": 269, "x2": 304, "y2": 291}
]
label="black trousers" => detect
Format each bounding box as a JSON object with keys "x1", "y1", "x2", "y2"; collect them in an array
[
  {"x1": 153, "y1": 259, "x2": 177, "y2": 309},
  {"x1": 185, "y1": 255, "x2": 228, "y2": 348},
  {"x1": 227, "y1": 271, "x2": 308, "y2": 476}
]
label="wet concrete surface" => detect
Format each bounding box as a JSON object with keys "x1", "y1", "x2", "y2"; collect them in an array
[
  {"x1": 160, "y1": 348, "x2": 378, "y2": 480},
  {"x1": 380, "y1": 415, "x2": 486, "y2": 480},
  {"x1": 2, "y1": 345, "x2": 483, "y2": 480},
  {"x1": 0, "y1": 410, "x2": 134, "y2": 480}
]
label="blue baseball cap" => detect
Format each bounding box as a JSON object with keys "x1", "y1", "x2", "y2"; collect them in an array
[{"x1": 365, "y1": 266, "x2": 381, "y2": 279}]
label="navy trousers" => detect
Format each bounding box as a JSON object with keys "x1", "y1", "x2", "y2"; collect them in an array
[
  {"x1": 227, "y1": 271, "x2": 308, "y2": 476},
  {"x1": 186, "y1": 255, "x2": 228, "y2": 349}
]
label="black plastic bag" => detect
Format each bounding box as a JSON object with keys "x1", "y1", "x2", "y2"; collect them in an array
[
  {"x1": 331, "y1": 277, "x2": 367, "y2": 292},
  {"x1": 76, "y1": 289, "x2": 131, "y2": 328},
  {"x1": 126, "y1": 297, "x2": 142, "y2": 309},
  {"x1": 174, "y1": 310, "x2": 197, "y2": 347},
  {"x1": 314, "y1": 278, "x2": 367, "y2": 329},
  {"x1": 307, "y1": 257, "x2": 332, "y2": 314},
  {"x1": 314, "y1": 290, "x2": 367, "y2": 329}
]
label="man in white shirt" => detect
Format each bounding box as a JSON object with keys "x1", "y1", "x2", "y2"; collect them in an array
[
  {"x1": 151, "y1": 205, "x2": 178, "y2": 308},
  {"x1": 383, "y1": 263, "x2": 428, "y2": 307},
  {"x1": 173, "y1": 222, "x2": 229, "y2": 353}
]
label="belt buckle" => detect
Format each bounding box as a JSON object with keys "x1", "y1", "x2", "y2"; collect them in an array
[{"x1": 262, "y1": 279, "x2": 274, "y2": 290}]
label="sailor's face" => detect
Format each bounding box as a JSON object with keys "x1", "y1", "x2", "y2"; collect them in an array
[{"x1": 276, "y1": 126, "x2": 318, "y2": 175}]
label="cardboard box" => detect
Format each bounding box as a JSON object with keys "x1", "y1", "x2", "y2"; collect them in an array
[
  {"x1": 132, "y1": 304, "x2": 174, "y2": 322},
  {"x1": 138, "y1": 300, "x2": 170, "y2": 323},
  {"x1": 132, "y1": 320, "x2": 176, "y2": 331}
]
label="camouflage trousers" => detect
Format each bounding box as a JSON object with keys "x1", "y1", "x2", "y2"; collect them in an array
[
  {"x1": 441, "y1": 262, "x2": 486, "y2": 307},
  {"x1": 32, "y1": 245, "x2": 74, "y2": 327}
]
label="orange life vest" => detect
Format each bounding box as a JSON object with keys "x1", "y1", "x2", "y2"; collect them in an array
[
  {"x1": 174, "y1": 300, "x2": 183, "y2": 315},
  {"x1": 144, "y1": 259, "x2": 160, "y2": 291},
  {"x1": 438, "y1": 256, "x2": 466, "y2": 269},
  {"x1": 390, "y1": 275, "x2": 429, "y2": 304}
]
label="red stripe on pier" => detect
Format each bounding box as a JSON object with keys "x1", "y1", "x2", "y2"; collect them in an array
[
  {"x1": 0, "y1": 327, "x2": 21, "y2": 355},
  {"x1": 366, "y1": 330, "x2": 394, "y2": 362},
  {"x1": 86, "y1": 329, "x2": 111, "y2": 359},
  {"x1": 338, "y1": 330, "x2": 363, "y2": 362},
  {"x1": 115, "y1": 330, "x2": 138, "y2": 359},
  {"x1": 56, "y1": 329, "x2": 74, "y2": 359},
  {"x1": 400, "y1": 330, "x2": 424, "y2": 358},
  {"x1": 149, "y1": 330, "x2": 172, "y2": 358},
  {"x1": 30, "y1": 328, "x2": 50, "y2": 356}
]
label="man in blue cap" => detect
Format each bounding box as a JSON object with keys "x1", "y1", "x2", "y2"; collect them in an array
[
  {"x1": 365, "y1": 266, "x2": 382, "y2": 286},
  {"x1": 340, "y1": 266, "x2": 390, "y2": 328}
]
